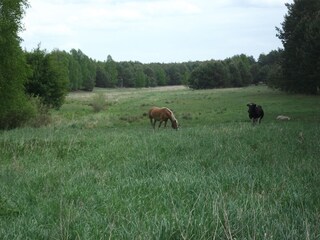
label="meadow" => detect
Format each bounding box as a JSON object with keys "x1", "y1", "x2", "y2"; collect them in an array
[{"x1": 1, "y1": 85, "x2": 319, "y2": 239}]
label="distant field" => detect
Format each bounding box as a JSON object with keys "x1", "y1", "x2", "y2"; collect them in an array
[
  {"x1": 56, "y1": 85, "x2": 319, "y2": 128},
  {"x1": 1, "y1": 86, "x2": 319, "y2": 239}
]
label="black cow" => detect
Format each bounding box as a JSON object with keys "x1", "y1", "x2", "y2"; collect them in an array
[{"x1": 247, "y1": 103, "x2": 264, "y2": 124}]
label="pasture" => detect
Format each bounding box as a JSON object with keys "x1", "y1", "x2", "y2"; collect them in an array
[{"x1": 1, "y1": 86, "x2": 319, "y2": 239}]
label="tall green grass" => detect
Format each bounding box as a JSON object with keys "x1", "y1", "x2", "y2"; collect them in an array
[{"x1": 1, "y1": 86, "x2": 319, "y2": 239}]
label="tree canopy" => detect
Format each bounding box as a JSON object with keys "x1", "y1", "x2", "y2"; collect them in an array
[
  {"x1": 25, "y1": 47, "x2": 69, "y2": 109},
  {"x1": 0, "y1": 0, "x2": 35, "y2": 129},
  {"x1": 276, "y1": 0, "x2": 320, "y2": 94}
]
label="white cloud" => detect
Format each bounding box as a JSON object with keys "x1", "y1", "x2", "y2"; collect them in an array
[
  {"x1": 237, "y1": 0, "x2": 289, "y2": 7},
  {"x1": 21, "y1": 0, "x2": 292, "y2": 62}
]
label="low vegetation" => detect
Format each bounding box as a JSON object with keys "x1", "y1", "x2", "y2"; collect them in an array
[{"x1": 1, "y1": 86, "x2": 319, "y2": 239}]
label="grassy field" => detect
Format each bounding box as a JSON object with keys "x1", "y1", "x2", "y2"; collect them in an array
[{"x1": 1, "y1": 86, "x2": 319, "y2": 239}]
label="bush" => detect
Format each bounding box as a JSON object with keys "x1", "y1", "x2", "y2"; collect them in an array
[
  {"x1": 0, "y1": 92, "x2": 36, "y2": 129},
  {"x1": 91, "y1": 92, "x2": 107, "y2": 113},
  {"x1": 26, "y1": 96, "x2": 52, "y2": 128}
]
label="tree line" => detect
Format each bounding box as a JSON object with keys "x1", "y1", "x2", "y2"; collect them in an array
[
  {"x1": 25, "y1": 47, "x2": 280, "y2": 91},
  {"x1": 0, "y1": 0, "x2": 319, "y2": 129}
]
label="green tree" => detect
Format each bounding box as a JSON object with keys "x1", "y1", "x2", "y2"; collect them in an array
[
  {"x1": 228, "y1": 61, "x2": 242, "y2": 87},
  {"x1": 178, "y1": 64, "x2": 190, "y2": 86},
  {"x1": 257, "y1": 50, "x2": 282, "y2": 86},
  {"x1": 47, "y1": 50, "x2": 69, "y2": 106},
  {"x1": 143, "y1": 66, "x2": 155, "y2": 87},
  {"x1": 70, "y1": 49, "x2": 96, "y2": 91},
  {"x1": 256, "y1": 65, "x2": 270, "y2": 83},
  {"x1": 135, "y1": 66, "x2": 146, "y2": 88},
  {"x1": 166, "y1": 64, "x2": 181, "y2": 85},
  {"x1": 25, "y1": 47, "x2": 69, "y2": 109},
  {"x1": 95, "y1": 64, "x2": 109, "y2": 88},
  {"x1": 277, "y1": 0, "x2": 320, "y2": 94},
  {"x1": 105, "y1": 55, "x2": 118, "y2": 87},
  {"x1": 189, "y1": 61, "x2": 229, "y2": 89},
  {"x1": 154, "y1": 65, "x2": 167, "y2": 86},
  {"x1": 68, "y1": 53, "x2": 82, "y2": 91},
  {"x1": 117, "y1": 62, "x2": 135, "y2": 87},
  {"x1": 0, "y1": 0, "x2": 35, "y2": 129},
  {"x1": 228, "y1": 54, "x2": 253, "y2": 86}
]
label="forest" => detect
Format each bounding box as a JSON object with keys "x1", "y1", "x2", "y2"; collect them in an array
[
  {"x1": 0, "y1": 0, "x2": 319, "y2": 129},
  {"x1": 25, "y1": 47, "x2": 281, "y2": 92}
]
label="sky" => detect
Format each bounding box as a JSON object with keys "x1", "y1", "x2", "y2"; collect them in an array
[{"x1": 20, "y1": 0, "x2": 293, "y2": 63}]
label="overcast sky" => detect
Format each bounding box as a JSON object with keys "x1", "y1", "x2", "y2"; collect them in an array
[{"x1": 20, "y1": 0, "x2": 292, "y2": 63}]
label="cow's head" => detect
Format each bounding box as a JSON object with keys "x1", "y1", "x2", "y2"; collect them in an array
[{"x1": 247, "y1": 103, "x2": 256, "y2": 116}]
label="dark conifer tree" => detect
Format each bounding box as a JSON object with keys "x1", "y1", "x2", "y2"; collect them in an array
[
  {"x1": 277, "y1": 0, "x2": 320, "y2": 94},
  {"x1": 0, "y1": 0, "x2": 35, "y2": 128}
]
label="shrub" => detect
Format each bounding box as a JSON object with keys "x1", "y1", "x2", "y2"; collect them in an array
[
  {"x1": 26, "y1": 96, "x2": 52, "y2": 128},
  {"x1": 91, "y1": 92, "x2": 107, "y2": 113},
  {"x1": 0, "y1": 93, "x2": 36, "y2": 129}
]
